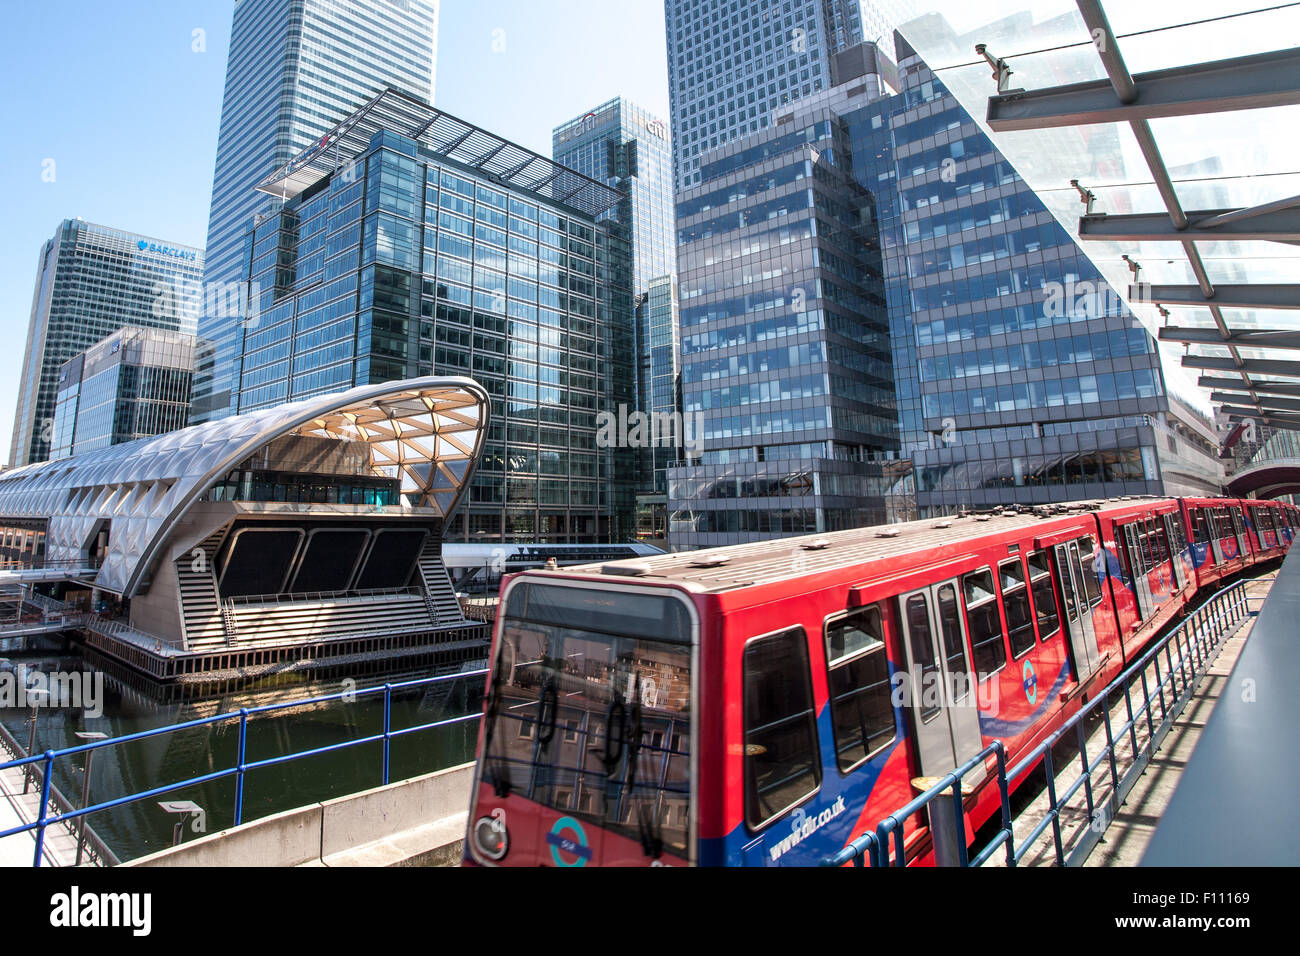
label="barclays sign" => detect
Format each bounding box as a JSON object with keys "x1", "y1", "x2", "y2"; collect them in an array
[{"x1": 136, "y1": 239, "x2": 198, "y2": 262}]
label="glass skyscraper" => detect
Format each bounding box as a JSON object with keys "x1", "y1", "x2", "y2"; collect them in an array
[
  {"x1": 666, "y1": 36, "x2": 1225, "y2": 546},
  {"x1": 237, "y1": 93, "x2": 637, "y2": 543},
  {"x1": 52, "y1": 327, "x2": 194, "y2": 459},
  {"x1": 667, "y1": 86, "x2": 905, "y2": 548},
  {"x1": 845, "y1": 36, "x2": 1211, "y2": 514},
  {"x1": 553, "y1": 97, "x2": 677, "y2": 297},
  {"x1": 664, "y1": 0, "x2": 906, "y2": 191},
  {"x1": 554, "y1": 98, "x2": 681, "y2": 536},
  {"x1": 10, "y1": 219, "x2": 202, "y2": 467},
  {"x1": 194, "y1": 0, "x2": 439, "y2": 425}
]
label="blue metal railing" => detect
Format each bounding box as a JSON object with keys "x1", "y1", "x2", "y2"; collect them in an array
[
  {"x1": 0, "y1": 668, "x2": 488, "y2": 867},
  {"x1": 824, "y1": 579, "x2": 1254, "y2": 867}
]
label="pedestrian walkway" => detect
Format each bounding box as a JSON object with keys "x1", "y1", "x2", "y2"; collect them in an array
[
  {"x1": 1141, "y1": 547, "x2": 1300, "y2": 866},
  {"x1": 975, "y1": 569, "x2": 1274, "y2": 867},
  {"x1": 0, "y1": 757, "x2": 79, "y2": 866}
]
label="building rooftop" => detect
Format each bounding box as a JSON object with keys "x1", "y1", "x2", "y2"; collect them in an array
[{"x1": 255, "y1": 87, "x2": 626, "y2": 218}]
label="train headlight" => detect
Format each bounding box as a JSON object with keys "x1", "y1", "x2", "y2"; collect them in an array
[{"x1": 473, "y1": 813, "x2": 509, "y2": 861}]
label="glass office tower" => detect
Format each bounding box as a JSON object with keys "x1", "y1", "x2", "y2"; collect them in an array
[
  {"x1": 554, "y1": 98, "x2": 676, "y2": 297},
  {"x1": 194, "y1": 0, "x2": 439, "y2": 425},
  {"x1": 666, "y1": 37, "x2": 1226, "y2": 546},
  {"x1": 842, "y1": 36, "x2": 1188, "y2": 514},
  {"x1": 667, "y1": 99, "x2": 906, "y2": 548},
  {"x1": 664, "y1": 0, "x2": 906, "y2": 191},
  {"x1": 52, "y1": 327, "x2": 194, "y2": 459},
  {"x1": 10, "y1": 220, "x2": 202, "y2": 467},
  {"x1": 238, "y1": 94, "x2": 637, "y2": 542},
  {"x1": 555, "y1": 98, "x2": 681, "y2": 537}
]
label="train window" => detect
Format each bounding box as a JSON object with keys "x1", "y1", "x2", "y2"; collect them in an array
[
  {"x1": 823, "y1": 605, "x2": 895, "y2": 772},
  {"x1": 1190, "y1": 509, "x2": 1207, "y2": 544},
  {"x1": 962, "y1": 569, "x2": 1006, "y2": 679},
  {"x1": 1027, "y1": 551, "x2": 1060, "y2": 642},
  {"x1": 999, "y1": 559, "x2": 1036, "y2": 658},
  {"x1": 904, "y1": 595, "x2": 943, "y2": 724},
  {"x1": 935, "y1": 584, "x2": 972, "y2": 703},
  {"x1": 1077, "y1": 538, "x2": 1104, "y2": 607},
  {"x1": 1152, "y1": 522, "x2": 1169, "y2": 566},
  {"x1": 1169, "y1": 515, "x2": 1187, "y2": 556},
  {"x1": 1058, "y1": 552, "x2": 1080, "y2": 622},
  {"x1": 743, "y1": 628, "x2": 821, "y2": 829}
]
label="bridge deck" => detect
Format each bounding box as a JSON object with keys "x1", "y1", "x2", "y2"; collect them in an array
[{"x1": 1141, "y1": 548, "x2": 1300, "y2": 865}]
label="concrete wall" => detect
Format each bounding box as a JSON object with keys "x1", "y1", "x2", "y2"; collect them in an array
[{"x1": 124, "y1": 762, "x2": 474, "y2": 867}]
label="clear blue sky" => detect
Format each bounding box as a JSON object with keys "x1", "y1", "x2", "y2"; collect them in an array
[{"x1": 0, "y1": 1, "x2": 671, "y2": 465}]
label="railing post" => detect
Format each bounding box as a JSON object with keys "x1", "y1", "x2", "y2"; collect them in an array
[
  {"x1": 1102, "y1": 692, "x2": 1120, "y2": 796},
  {"x1": 1076, "y1": 721, "x2": 1095, "y2": 820},
  {"x1": 382, "y1": 683, "x2": 393, "y2": 786},
  {"x1": 996, "y1": 743, "x2": 1016, "y2": 867},
  {"x1": 1151, "y1": 656, "x2": 1168, "y2": 721},
  {"x1": 951, "y1": 784, "x2": 968, "y2": 867},
  {"x1": 32, "y1": 750, "x2": 54, "y2": 868},
  {"x1": 234, "y1": 708, "x2": 249, "y2": 827},
  {"x1": 1139, "y1": 669, "x2": 1155, "y2": 749},
  {"x1": 1043, "y1": 744, "x2": 1064, "y2": 866}
]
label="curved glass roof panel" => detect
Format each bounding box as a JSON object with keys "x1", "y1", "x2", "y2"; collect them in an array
[{"x1": 895, "y1": 1, "x2": 1300, "y2": 428}]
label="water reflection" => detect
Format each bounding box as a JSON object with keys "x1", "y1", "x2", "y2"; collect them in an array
[{"x1": 0, "y1": 647, "x2": 485, "y2": 863}]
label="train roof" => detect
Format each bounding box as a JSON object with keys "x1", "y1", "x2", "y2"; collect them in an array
[{"x1": 561, "y1": 497, "x2": 1179, "y2": 594}]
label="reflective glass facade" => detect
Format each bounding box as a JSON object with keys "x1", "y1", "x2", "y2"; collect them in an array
[
  {"x1": 665, "y1": 0, "x2": 905, "y2": 191},
  {"x1": 194, "y1": 0, "x2": 438, "y2": 425},
  {"x1": 667, "y1": 35, "x2": 1229, "y2": 546},
  {"x1": 10, "y1": 220, "x2": 202, "y2": 467},
  {"x1": 555, "y1": 99, "x2": 681, "y2": 527},
  {"x1": 238, "y1": 127, "x2": 636, "y2": 543},
  {"x1": 52, "y1": 327, "x2": 194, "y2": 459},
  {"x1": 554, "y1": 98, "x2": 676, "y2": 297},
  {"x1": 667, "y1": 107, "x2": 905, "y2": 548},
  {"x1": 843, "y1": 40, "x2": 1182, "y2": 513}
]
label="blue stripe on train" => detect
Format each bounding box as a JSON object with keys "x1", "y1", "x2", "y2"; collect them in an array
[{"x1": 978, "y1": 659, "x2": 1071, "y2": 738}]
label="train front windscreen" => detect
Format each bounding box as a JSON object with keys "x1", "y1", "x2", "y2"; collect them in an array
[{"x1": 469, "y1": 579, "x2": 695, "y2": 866}]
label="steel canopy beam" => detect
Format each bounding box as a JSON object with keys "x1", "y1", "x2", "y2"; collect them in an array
[
  {"x1": 986, "y1": 46, "x2": 1300, "y2": 131},
  {"x1": 1159, "y1": 328, "x2": 1300, "y2": 351},
  {"x1": 1136, "y1": 285, "x2": 1300, "y2": 310},
  {"x1": 1183, "y1": 356, "x2": 1300, "y2": 377},
  {"x1": 1198, "y1": 377, "x2": 1300, "y2": 397},
  {"x1": 1217, "y1": 405, "x2": 1300, "y2": 428},
  {"x1": 1211, "y1": 393, "x2": 1300, "y2": 413},
  {"x1": 1079, "y1": 207, "x2": 1300, "y2": 243}
]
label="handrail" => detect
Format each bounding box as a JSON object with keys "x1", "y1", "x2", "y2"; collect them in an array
[
  {"x1": 823, "y1": 578, "x2": 1252, "y2": 867},
  {"x1": 224, "y1": 586, "x2": 421, "y2": 607},
  {"x1": 0, "y1": 667, "x2": 488, "y2": 866}
]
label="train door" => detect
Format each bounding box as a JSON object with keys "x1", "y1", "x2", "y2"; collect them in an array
[
  {"x1": 1207, "y1": 510, "x2": 1226, "y2": 564},
  {"x1": 1161, "y1": 514, "x2": 1182, "y2": 589},
  {"x1": 1118, "y1": 523, "x2": 1150, "y2": 619},
  {"x1": 898, "y1": 580, "x2": 984, "y2": 781},
  {"x1": 1230, "y1": 507, "x2": 1249, "y2": 558},
  {"x1": 1054, "y1": 541, "x2": 1102, "y2": 682}
]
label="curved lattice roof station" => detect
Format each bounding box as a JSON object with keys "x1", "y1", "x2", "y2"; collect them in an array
[{"x1": 0, "y1": 377, "x2": 490, "y2": 669}]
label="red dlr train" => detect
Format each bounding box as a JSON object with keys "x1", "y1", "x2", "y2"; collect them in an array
[{"x1": 464, "y1": 495, "x2": 1296, "y2": 867}]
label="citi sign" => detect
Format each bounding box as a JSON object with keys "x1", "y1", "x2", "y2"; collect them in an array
[{"x1": 136, "y1": 239, "x2": 197, "y2": 262}]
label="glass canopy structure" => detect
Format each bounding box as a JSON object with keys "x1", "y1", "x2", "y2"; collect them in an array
[
  {"x1": 891, "y1": 1, "x2": 1300, "y2": 431},
  {"x1": 0, "y1": 376, "x2": 489, "y2": 596}
]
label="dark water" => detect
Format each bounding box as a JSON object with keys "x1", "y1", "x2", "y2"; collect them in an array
[{"x1": 0, "y1": 647, "x2": 485, "y2": 864}]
